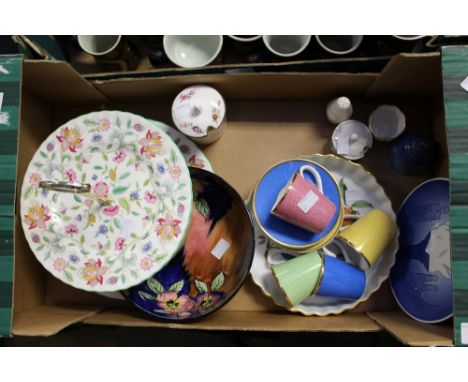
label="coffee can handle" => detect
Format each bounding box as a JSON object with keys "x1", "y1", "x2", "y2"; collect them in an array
[{"x1": 299, "y1": 165, "x2": 323, "y2": 193}]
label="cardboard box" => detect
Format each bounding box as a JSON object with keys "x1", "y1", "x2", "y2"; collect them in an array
[{"x1": 7, "y1": 52, "x2": 454, "y2": 345}]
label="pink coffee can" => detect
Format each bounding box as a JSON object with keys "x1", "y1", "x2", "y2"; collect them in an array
[{"x1": 271, "y1": 165, "x2": 336, "y2": 233}]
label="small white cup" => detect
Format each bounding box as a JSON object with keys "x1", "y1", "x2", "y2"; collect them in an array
[
  {"x1": 392, "y1": 35, "x2": 426, "y2": 41},
  {"x1": 369, "y1": 105, "x2": 406, "y2": 141},
  {"x1": 77, "y1": 35, "x2": 122, "y2": 59},
  {"x1": 228, "y1": 35, "x2": 262, "y2": 42},
  {"x1": 163, "y1": 35, "x2": 223, "y2": 68},
  {"x1": 316, "y1": 35, "x2": 363, "y2": 55},
  {"x1": 326, "y1": 97, "x2": 353, "y2": 124},
  {"x1": 263, "y1": 35, "x2": 311, "y2": 58}
]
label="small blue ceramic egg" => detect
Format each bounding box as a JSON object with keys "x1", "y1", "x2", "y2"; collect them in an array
[{"x1": 388, "y1": 132, "x2": 439, "y2": 176}]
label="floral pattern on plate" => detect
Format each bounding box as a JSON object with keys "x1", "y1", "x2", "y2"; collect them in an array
[
  {"x1": 98, "y1": 119, "x2": 214, "y2": 301},
  {"x1": 150, "y1": 120, "x2": 213, "y2": 172},
  {"x1": 20, "y1": 111, "x2": 193, "y2": 292},
  {"x1": 338, "y1": 177, "x2": 374, "y2": 227}
]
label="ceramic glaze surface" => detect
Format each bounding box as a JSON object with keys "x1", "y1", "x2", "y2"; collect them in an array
[
  {"x1": 254, "y1": 160, "x2": 342, "y2": 250},
  {"x1": 317, "y1": 255, "x2": 366, "y2": 300},
  {"x1": 98, "y1": 120, "x2": 214, "y2": 301},
  {"x1": 271, "y1": 251, "x2": 322, "y2": 306},
  {"x1": 388, "y1": 132, "x2": 438, "y2": 176},
  {"x1": 326, "y1": 96, "x2": 353, "y2": 124},
  {"x1": 250, "y1": 154, "x2": 398, "y2": 315},
  {"x1": 20, "y1": 111, "x2": 192, "y2": 292},
  {"x1": 124, "y1": 168, "x2": 255, "y2": 320},
  {"x1": 332, "y1": 120, "x2": 373, "y2": 160},
  {"x1": 163, "y1": 36, "x2": 223, "y2": 68},
  {"x1": 338, "y1": 209, "x2": 397, "y2": 267},
  {"x1": 78, "y1": 35, "x2": 121, "y2": 56},
  {"x1": 369, "y1": 105, "x2": 406, "y2": 141},
  {"x1": 316, "y1": 35, "x2": 363, "y2": 55},
  {"x1": 172, "y1": 85, "x2": 225, "y2": 139},
  {"x1": 273, "y1": 170, "x2": 336, "y2": 233},
  {"x1": 263, "y1": 35, "x2": 311, "y2": 57},
  {"x1": 151, "y1": 120, "x2": 213, "y2": 172},
  {"x1": 390, "y1": 178, "x2": 452, "y2": 323}
]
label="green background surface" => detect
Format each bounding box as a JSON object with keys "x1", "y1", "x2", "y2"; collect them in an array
[
  {"x1": 0, "y1": 55, "x2": 21, "y2": 337},
  {"x1": 442, "y1": 46, "x2": 468, "y2": 346}
]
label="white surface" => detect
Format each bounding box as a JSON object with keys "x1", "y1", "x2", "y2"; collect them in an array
[
  {"x1": 211, "y1": 238, "x2": 231, "y2": 260},
  {"x1": 77, "y1": 35, "x2": 121, "y2": 56},
  {"x1": 173, "y1": 103, "x2": 192, "y2": 119},
  {"x1": 369, "y1": 105, "x2": 406, "y2": 141},
  {"x1": 315, "y1": 35, "x2": 363, "y2": 55},
  {"x1": 326, "y1": 96, "x2": 353, "y2": 124},
  {"x1": 332, "y1": 120, "x2": 373, "y2": 160},
  {"x1": 299, "y1": 165, "x2": 323, "y2": 192},
  {"x1": 263, "y1": 35, "x2": 311, "y2": 57},
  {"x1": 250, "y1": 154, "x2": 398, "y2": 316},
  {"x1": 461, "y1": 323, "x2": 468, "y2": 345},
  {"x1": 228, "y1": 35, "x2": 261, "y2": 42},
  {"x1": 392, "y1": 35, "x2": 426, "y2": 41},
  {"x1": 0, "y1": 92, "x2": 7, "y2": 126},
  {"x1": 297, "y1": 191, "x2": 319, "y2": 213},
  {"x1": 426, "y1": 223, "x2": 451, "y2": 279},
  {"x1": 336, "y1": 134, "x2": 351, "y2": 155},
  {"x1": 172, "y1": 85, "x2": 226, "y2": 138},
  {"x1": 461, "y1": 76, "x2": 468, "y2": 93},
  {"x1": 163, "y1": 35, "x2": 223, "y2": 68}
]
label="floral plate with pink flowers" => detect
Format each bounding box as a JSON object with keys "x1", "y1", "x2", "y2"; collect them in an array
[
  {"x1": 20, "y1": 111, "x2": 193, "y2": 292},
  {"x1": 150, "y1": 120, "x2": 213, "y2": 172}
]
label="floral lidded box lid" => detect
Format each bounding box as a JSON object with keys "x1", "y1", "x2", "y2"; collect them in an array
[
  {"x1": 171, "y1": 85, "x2": 226, "y2": 139},
  {"x1": 20, "y1": 111, "x2": 193, "y2": 292}
]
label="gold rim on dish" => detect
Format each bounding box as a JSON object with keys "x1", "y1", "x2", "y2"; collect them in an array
[
  {"x1": 250, "y1": 153, "x2": 400, "y2": 316},
  {"x1": 269, "y1": 250, "x2": 325, "y2": 307},
  {"x1": 252, "y1": 159, "x2": 344, "y2": 253},
  {"x1": 336, "y1": 235, "x2": 372, "y2": 269}
]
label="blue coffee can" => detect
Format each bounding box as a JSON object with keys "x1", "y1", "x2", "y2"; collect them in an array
[{"x1": 316, "y1": 255, "x2": 366, "y2": 300}]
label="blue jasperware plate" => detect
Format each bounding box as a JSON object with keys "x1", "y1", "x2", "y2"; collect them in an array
[{"x1": 390, "y1": 178, "x2": 453, "y2": 323}]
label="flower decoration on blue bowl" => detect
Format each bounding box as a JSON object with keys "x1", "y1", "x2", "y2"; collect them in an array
[{"x1": 122, "y1": 167, "x2": 255, "y2": 321}]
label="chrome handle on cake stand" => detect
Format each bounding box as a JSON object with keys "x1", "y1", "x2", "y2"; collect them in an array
[{"x1": 39, "y1": 181, "x2": 112, "y2": 206}]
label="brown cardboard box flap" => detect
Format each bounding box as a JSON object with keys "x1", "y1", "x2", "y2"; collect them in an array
[
  {"x1": 92, "y1": 72, "x2": 377, "y2": 103},
  {"x1": 83, "y1": 55, "x2": 390, "y2": 80},
  {"x1": 365, "y1": 53, "x2": 441, "y2": 100},
  {"x1": 367, "y1": 311, "x2": 453, "y2": 346},
  {"x1": 83, "y1": 308, "x2": 381, "y2": 332},
  {"x1": 23, "y1": 60, "x2": 109, "y2": 105},
  {"x1": 12, "y1": 304, "x2": 105, "y2": 336}
]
